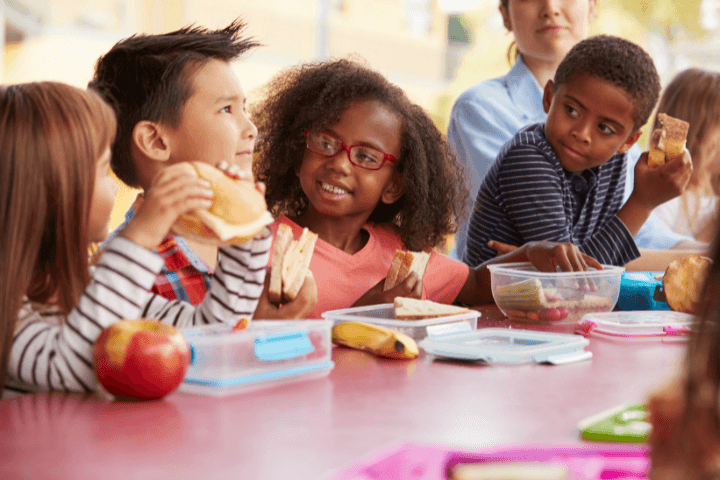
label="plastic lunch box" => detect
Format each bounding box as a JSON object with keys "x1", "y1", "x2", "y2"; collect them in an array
[
  {"x1": 179, "y1": 320, "x2": 334, "y2": 396},
  {"x1": 321, "y1": 303, "x2": 480, "y2": 341}
]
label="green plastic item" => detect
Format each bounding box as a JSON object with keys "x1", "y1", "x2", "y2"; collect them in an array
[{"x1": 578, "y1": 403, "x2": 650, "y2": 443}]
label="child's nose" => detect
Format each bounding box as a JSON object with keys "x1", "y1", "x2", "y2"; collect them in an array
[
  {"x1": 571, "y1": 121, "x2": 592, "y2": 144},
  {"x1": 239, "y1": 113, "x2": 257, "y2": 139},
  {"x1": 327, "y1": 147, "x2": 354, "y2": 173}
]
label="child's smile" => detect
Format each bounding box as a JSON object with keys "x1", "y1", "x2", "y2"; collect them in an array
[
  {"x1": 298, "y1": 99, "x2": 403, "y2": 222},
  {"x1": 319, "y1": 181, "x2": 351, "y2": 198},
  {"x1": 542, "y1": 72, "x2": 641, "y2": 174}
]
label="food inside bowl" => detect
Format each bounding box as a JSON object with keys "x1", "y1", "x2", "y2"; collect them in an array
[{"x1": 494, "y1": 278, "x2": 613, "y2": 323}]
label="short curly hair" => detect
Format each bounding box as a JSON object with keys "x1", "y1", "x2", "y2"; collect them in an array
[
  {"x1": 554, "y1": 34, "x2": 661, "y2": 130},
  {"x1": 251, "y1": 58, "x2": 468, "y2": 252},
  {"x1": 88, "y1": 19, "x2": 260, "y2": 188}
]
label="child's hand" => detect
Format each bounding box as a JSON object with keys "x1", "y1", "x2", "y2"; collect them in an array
[
  {"x1": 633, "y1": 149, "x2": 693, "y2": 210},
  {"x1": 253, "y1": 268, "x2": 317, "y2": 319},
  {"x1": 488, "y1": 240, "x2": 518, "y2": 256},
  {"x1": 120, "y1": 163, "x2": 214, "y2": 251},
  {"x1": 524, "y1": 241, "x2": 602, "y2": 272},
  {"x1": 351, "y1": 273, "x2": 422, "y2": 308}
]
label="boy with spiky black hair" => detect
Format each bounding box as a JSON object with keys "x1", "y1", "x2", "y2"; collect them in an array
[
  {"x1": 90, "y1": 19, "x2": 316, "y2": 318},
  {"x1": 464, "y1": 34, "x2": 693, "y2": 267}
]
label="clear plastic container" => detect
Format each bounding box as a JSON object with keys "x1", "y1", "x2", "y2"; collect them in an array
[
  {"x1": 179, "y1": 320, "x2": 334, "y2": 396},
  {"x1": 578, "y1": 310, "x2": 697, "y2": 339},
  {"x1": 487, "y1": 262, "x2": 624, "y2": 324},
  {"x1": 321, "y1": 303, "x2": 480, "y2": 341}
]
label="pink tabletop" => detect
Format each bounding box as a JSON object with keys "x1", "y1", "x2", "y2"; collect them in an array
[{"x1": 0, "y1": 306, "x2": 685, "y2": 479}]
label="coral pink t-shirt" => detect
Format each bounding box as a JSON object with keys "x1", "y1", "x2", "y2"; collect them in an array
[{"x1": 268, "y1": 216, "x2": 469, "y2": 319}]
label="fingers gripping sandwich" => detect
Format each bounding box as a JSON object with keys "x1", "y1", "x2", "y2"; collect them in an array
[
  {"x1": 171, "y1": 162, "x2": 274, "y2": 245},
  {"x1": 384, "y1": 250, "x2": 431, "y2": 291}
]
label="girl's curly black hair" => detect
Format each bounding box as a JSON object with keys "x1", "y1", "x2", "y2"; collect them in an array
[{"x1": 251, "y1": 58, "x2": 468, "y2": 252}]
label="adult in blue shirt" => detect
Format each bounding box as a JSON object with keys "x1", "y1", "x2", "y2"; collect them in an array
[{"x1": 448, "y1": 0, "x2": 705, "y2": 264}]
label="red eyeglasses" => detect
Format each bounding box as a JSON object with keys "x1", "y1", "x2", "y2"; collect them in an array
[{"x1": 305, "y1": 131, "x2": 398, "y2": 170}]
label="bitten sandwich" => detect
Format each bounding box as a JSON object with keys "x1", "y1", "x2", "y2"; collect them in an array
[
  {"x1": 384, "y1": 250, "x2": 431, "y2": 291},
  {"x1": 648, "y1": 113, "x2": 690, "y2": 168},
  {"x1": 171, "y1": 162, "x2": 274, "y2": 245},
  {"x1": 393, "y1": 297, "x2": 471, "y2": 320},
  {"x1": 268, "y1": 224, "x2": 318, "y2": 303}
]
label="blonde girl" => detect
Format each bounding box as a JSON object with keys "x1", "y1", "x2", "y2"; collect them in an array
[
  {"x1": 0, "y1": 82, "x2": 271, "y2": 398},
  {"x1": 653, "y1": 68, "x2": 720, "y2": 243}
]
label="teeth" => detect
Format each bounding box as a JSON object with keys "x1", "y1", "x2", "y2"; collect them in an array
[{"x1": 321, "y1": 182, "x2": 349, "y2": 195}]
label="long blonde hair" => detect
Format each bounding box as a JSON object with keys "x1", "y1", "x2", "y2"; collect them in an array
[
  {"x1": 653, "y1": 68, "x2": 720, "y2": 237},
  {"x1": 0, "y1": 82, "x2": 116, "y2": 397}
]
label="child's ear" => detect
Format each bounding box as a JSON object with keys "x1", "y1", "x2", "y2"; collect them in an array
[
  {"x1": 380, "y1": 172, "x2": 405, "y2": 205},
  {"x1": 617, "y1": 129, "x2": 643, "y2": 154},
  {"x1": 133, "y1": 121, "x2": 171, "y2": 162},
  {"x1": 499, "y1": 3, "x2": 512, "y2": 32},
  {"x1": 542, "y1": 80, "x2": 554, "y2": 114}
]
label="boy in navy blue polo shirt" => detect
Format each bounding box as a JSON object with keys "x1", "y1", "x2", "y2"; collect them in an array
[{"x1": 464, "y1": 35, "x2": 693, "y2": 267}]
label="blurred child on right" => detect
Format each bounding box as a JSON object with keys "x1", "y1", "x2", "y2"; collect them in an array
[
  {"x1": 647, "y1": 234, "x2": 720, "y2": 478},
  {"x1": 653, "y1": 68, "x2": 720, "y2": 244}
]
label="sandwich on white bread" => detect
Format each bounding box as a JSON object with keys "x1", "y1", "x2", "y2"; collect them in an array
[
  {"x1": 384, "y1": 250, "x2": 431, "y2": 291},
  {"x1": 268, "y1": 224, "x2": 318, "y2": 302},
  {"x1": 647, "y1": 113, "x2": 690, "y2": 168},
  {"x1": 393, "y1": 297, "x2": 471, "y2": 320}
]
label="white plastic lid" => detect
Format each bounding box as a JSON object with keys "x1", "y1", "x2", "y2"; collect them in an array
[
  {"x1": 578, "y1": 311, "x2": 697, "y2": 338},
  {"x1": 419, "y1": 328, "x2": 591, "y2": 365}
]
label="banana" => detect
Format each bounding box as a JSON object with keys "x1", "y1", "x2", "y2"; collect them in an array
[{"x1": 331, "y1": 321, "x2": 419, "y2": 360}]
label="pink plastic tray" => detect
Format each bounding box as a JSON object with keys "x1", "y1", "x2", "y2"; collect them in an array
[{"x1": 329, "y1": 442, "x2": 649, "y2": 479}]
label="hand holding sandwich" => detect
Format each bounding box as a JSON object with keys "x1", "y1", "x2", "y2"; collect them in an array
[
  {"x1": 252, "y1": 266, "x2": 317, "y2": 319},
  {"x1": 120, "y1": 162, "x2": 215, "y2": 251},
  {"x1": 351, "y1": 271, "x2": 422, "y2": 309},
  {"x1": 617, "y1": 148, "x2": 693, "y2": 238}
]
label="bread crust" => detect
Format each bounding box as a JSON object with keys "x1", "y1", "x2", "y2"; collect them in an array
[
  {"x1": 384, "y1": 250, "x2": 431, "y2": 291},
  {"x1": 393, "y1": 297, "x2": 471, "y2": 320},
  {"x1": 383, "y1": 250, "x2": 406, "y2": 291},
  {"x1": 268, "y1": 224, "x2": 293, "y2": 304}
]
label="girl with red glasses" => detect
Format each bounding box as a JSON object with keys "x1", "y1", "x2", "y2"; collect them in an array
[{"x1": 252, "y1": 59, "x2": 600, "y2": 318}]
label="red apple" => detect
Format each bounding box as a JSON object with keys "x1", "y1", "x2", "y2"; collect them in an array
[{"x1": 92, "y1": 319, "x2": 191, "y2": 400}]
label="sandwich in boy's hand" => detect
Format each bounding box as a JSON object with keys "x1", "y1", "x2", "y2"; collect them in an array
[
  {"x1": 384, "y1": 250, "x2": 431, "y2": 291},
  {"x1": 394, "y1": 297, "x2": 471, "y2": 320},
  {"x1": 268, "y1": 224, "x2": 318, "y2": 303},
  {"x1": 648, "y1": 113, "x2": 690, "y2": 168},
  {"x1": 171, "y1": 162, "x2": 274, "y2": 245}
]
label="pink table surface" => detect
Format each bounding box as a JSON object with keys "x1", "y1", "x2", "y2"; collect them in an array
[{"x1": 0, "y1": 307, "x2": 685, "y2": 480}]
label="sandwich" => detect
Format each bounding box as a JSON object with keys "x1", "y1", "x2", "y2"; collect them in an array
[
  {"x1": 171, "y1": 162, "x2": 274, "y2": 245},
  {"x1": 393, "y1": 297, "x2": 471, "y2": 320},
  {"x1": 648, "y1": 113, "x2": 690, "y2": 168},
  {"x1": 384, "y1": 250, "x2": 431, "y2": 291},
  {"x1": 268, "y1": 224, "x2": 318, "y2": 303}
]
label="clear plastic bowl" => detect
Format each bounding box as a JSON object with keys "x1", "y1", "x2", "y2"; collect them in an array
[{"x1": 487, "y1": 262, "x2": 624, "y2": 324}]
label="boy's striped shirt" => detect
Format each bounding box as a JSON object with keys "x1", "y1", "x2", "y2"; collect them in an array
[{"x1": 463, "y1": 123, "x2": 640, "y2": 267}]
